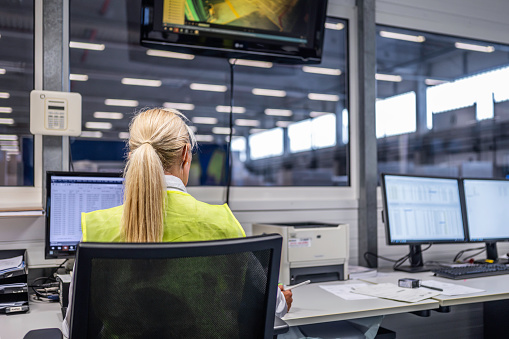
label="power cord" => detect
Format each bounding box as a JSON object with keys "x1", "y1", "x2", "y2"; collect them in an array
[
  {"x1": 364, "y1": 244, "x2": 433, "y2": 270},
  {"x1": 453, "y1": 246, "x2": 486, "y2": 262},
  {"x1": 225, "y1": 58, "x2": 236, "y2": 205}
]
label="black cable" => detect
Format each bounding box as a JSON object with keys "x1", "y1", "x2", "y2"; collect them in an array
[
  {"x1": 463, "y1": 249, "x2": 487, "y2": 261},
  {"x1": 392, "y1": 244, "x2": 433, "y2": 270},
  {"x1": 225, "y1": 59, "x2": 236, "y2": 205},
  {"x1": 453, "y1": 246, "x2": 485, "y2": 262}
]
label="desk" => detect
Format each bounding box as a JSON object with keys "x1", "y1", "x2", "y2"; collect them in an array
[{"x1": 0, "y1": 301, "x2": 61, "y2": 339}]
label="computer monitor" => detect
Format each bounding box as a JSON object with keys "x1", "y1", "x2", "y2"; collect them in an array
[
  {"x1": 462, "y1": 178, "x2": 509, "y2": 262},
  {"x1": 380, "y1": 173, "x2": 467, "y2": 272},
  {"x1": 45, "y1": 171, "x2": 124, "y2": 259}
]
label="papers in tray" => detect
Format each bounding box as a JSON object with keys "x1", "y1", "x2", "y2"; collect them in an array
[
  {"x1": 421, "y1": 280, "x2": 485, "y2": 296},
  {"x1": 0, "y1": 255, "x2": 25, "y2": 277},
  {"x1": 350, "y1": 283, "x2": 441, "y2": 303}
]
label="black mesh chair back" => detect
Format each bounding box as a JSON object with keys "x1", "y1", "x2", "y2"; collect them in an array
[{"x1": 69, "y1": 234, "x2": 282, "y2": 339}]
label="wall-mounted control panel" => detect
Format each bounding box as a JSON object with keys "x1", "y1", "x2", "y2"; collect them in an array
[{"x1": 30, "y1": 90, "x2": 82, "y2": 136}]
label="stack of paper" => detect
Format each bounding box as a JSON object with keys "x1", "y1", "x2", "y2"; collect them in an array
[
  {"x1": 350, "y1": 283, "x2": 441, "y2": 303},
  {"x1": 0, "y1": 255, "x2": 25, "y2": 277},
  {"x1": 349, "y1": 265, "x2": 377, "y2": 280}
]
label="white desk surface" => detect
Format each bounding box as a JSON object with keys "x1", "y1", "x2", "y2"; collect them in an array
[{"x1": 0, "y1": 301, "x2": 62, "y2": 339}]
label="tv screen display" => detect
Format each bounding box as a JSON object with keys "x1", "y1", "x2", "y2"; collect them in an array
[{"x1": 141, "y1": 0, "x2": 328, "y2": 64}]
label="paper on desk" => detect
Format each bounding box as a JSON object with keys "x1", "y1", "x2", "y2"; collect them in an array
[
  {"x1": 0, "y1": 255, "x2": 23, "y2": 272},
  {"x1": 319, "y1": 283, "x2": 378, "y2": 300},
  {"x1": 421, "y1": 280, "x2": 484, "y2": 296},
  {"x1": 351, "y1": 283, "x2": 441, "y2": 303}
]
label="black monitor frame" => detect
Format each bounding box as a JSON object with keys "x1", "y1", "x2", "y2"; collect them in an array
[
  {"x1": 45, "y1": 171, "x2": 123, "y2": 259},
  {"x1": 380, "y1": 173, "x2": 468, "y2": 272},
  {"x1": 461, "y1": 177, "x2": 509, "y2": 262}
]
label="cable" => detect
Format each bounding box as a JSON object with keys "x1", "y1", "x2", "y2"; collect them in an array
[
  {"x1": 392, "y1": 244, "x2": 433, "y2": 270},
  {"x1": 225, "y1": 59, "x2": 236, "y2": 205},
  {"x1": 453, "y1": 246, "x2": 485, "y2": 262}
]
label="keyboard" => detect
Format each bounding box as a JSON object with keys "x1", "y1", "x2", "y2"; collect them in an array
[{"x1": 432, "y1": 264, "x2": 509, "y2": 279}]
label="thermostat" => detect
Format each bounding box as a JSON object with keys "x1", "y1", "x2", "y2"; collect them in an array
[{"x1": 30, "y1": 90, "x2": 82, "y2": 136}]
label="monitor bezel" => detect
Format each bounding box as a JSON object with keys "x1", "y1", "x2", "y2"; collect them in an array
[
  {"x1": 380, "y1": 173, "x2": 468, "y2": 246},
  {"x1": 461, "y1": 177, "x2": 509, "y2": 243},
  {"x1": 45, "y1": 171, "x2": 124, "y2": 259}
]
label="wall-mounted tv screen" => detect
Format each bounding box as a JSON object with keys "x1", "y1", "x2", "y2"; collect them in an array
[{"x1": 140, "y1": 0, "x2": 328, "y2": 64}]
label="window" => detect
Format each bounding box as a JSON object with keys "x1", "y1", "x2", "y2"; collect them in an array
[
  {"x1": 70, "y1": 2, "x2": 349, "y2": 186},
  {"x1": 376, "y1": 25, "x2": 509, "y2": 179}
]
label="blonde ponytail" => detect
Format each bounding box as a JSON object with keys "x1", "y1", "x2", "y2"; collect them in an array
[{"x1": 122, "y1": 108, "x2": 196, "y2": 242}]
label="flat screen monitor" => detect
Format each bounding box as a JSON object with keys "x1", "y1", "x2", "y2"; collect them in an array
[
  {"x1": 140, "y1": 0, "x2": 328, "y2": 64},
  {"x1": 45, "y1": 172, "x2": 124, "y2": 259},
  {"x1": 462, "y1": 178, "x2": 509, "y2": 261},
  {"x1": 380, "y1": 174, "x2": 467, "y2": 272}
]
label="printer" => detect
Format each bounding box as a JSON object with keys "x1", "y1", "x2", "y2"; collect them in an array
[{"x1": 252, "y1": 223, "x2": 349, "y2": 285}]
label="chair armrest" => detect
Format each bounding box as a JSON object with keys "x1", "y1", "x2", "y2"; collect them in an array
[
  {"x1": 23, "y1": 328, "x2": 63, "y2": 339},
  {"x1": 273, "y1": 316, "x2": 289, "y2": 335}
]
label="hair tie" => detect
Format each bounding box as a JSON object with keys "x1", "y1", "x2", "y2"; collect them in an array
[{"x1": 141, "y1": 141, "x2": 152, "y2": 146}]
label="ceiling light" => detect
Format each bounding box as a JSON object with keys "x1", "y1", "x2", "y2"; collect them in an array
[
  {"x1": 276, "y1": 121, "x2": 291, "y2": 128},
  {"x1": 189, "y1": 126, "x2": 197, "y2": 133},
  {"x1": 264, "y1": 109, "x2": 293, "y2": 117},
  {"x1": 0, "y1": 118, "x2": 14, "y2": 125},
  {"x1": 249, "y1": 128, "x2": 267, "y2": 134},
  {"x1": 325, "y1": 22, "x2": 345, "y2": 30},
  {"x1": 308, "y1": 93, "x2": 340, "y2": 101},
  {"x1": 163, "y1": 102, "x2": 195, "y2": 111},
  {"x1": 1, "y1": 145, "x2": 18, "y2": 151},
  {"x1": 70, "y1": 74, "x2": 88, "y2": 81},
  {"x1": 105, "y1": 99, "x2": 139, "y2": 107},
  {"x1": 310, "y1": 111, "x2": 333, "y2": 118},
  {"x1": 379, "y1": 31, "x2": 426, "y2": 43},
  {"x1": 216, "y1": 105, "x2": 246, "y2": 114},
  {"x1": 0, "y1": 134, "x2": 17, "y2": 140},
  {"x1": 121, "y1": 78, "x2": 162, "y2": 87},
  {"x1": 252, "y1": 88, "x2": 286, "y2": 97},
  {"x1": 94, "y1": 112, "x2": 124, "y2": 119},
  {"x1": 0, "y1": 69, "x2": 5, "y2": 75},
  {"x1": 212, "y1": 127, "x2": 235, "y2": 135},
  {"x1": 0, "y1": 107, "x2": 12, "y2": 113},
  {"x1": 0, "y1": 140, "x2": 17, "y2": 146},
  {"x1": 375, "y1": 73, "x2": 403, "y2": 82},
  {"x1": 80, "y1": 131, "x2": 103, "y2": 138},
  {"x1": 195, "y1": 135, "x2": 214, "y2": 142},
  {"x1": 235, "y1": 119, "x2": 259, "y2": 127},
  {"x1": 118, "y1": 132, "x2": 130, "y2": 139},
  {"x1": 192, "y1": 117, "x2": 218, "y2": 124},
  {"x1": 0, "y1": 92, "x2": 9, "y2": 99},
  {"x1": 190, "y1": 83, "x2": 227, "y2": 92},
  {"x1": 146, "y1": 49, "x2": 195, "y2": 60},
  {"x1": 69, "y1": 41, "x2": 105, "y2": 51},
  {"x1": 302, "y1": 66, "x2": 341, "y2": 76},
  {"x1": 425, "y1": 79, "x2": 448, "y2": 86},
  {"x1": 85, "y1": 122, "x2": 112, "y2": 130},
  {"x1": 455, "y1": 42, "x2": 495, "y2": 53},
  {"x1": 230, "y1": 59, "x2": 273, "y2": 68},
  {"x1": 6, "y1": 151, "x2": 19, "y2": 156}
]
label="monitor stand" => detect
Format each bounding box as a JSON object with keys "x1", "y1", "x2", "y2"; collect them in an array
[
  {"x1": 485, "y1": 242, "x2": 509, "y2": 264},
  {"x1": 394, "y1": 244, "x2": 439, "y2": 273}
]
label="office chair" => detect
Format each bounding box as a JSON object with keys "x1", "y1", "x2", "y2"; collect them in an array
[{"x1": 25, "y1": 234, "x2": 287, "y2": 339}]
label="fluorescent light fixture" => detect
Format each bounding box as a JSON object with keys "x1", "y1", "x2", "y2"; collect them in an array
[
  {"x1": 325, "y1": 22, "x2": 344, "y2": 30},
  {"x1": 192, "y1": 117, "x2": 218, "y2": 124},
  {"x1": 308, "y1": 93, "x2": 340, "y2": 101},
  {"x1": 1, "y1": 145, "x2": 18, "y2": 151},
  {"x1": 190, "y1": 83, "x2": 227, "y2": 92},
  {"x1": 189, "y1": 126, "x2": 197, "y2": 133},
  {"x1": 146, "y1": 49, "x2": 195, "y2": 60},
  {"x1": 6, "y1": 151, "x2": 20, "y2": 156},
  {"x1": 216, "y1": 105, "x2": 246, "y2": 114},
  {"x1": 70, "y1": 74, "x2": 88, "y2": 81},
  {"x1": 455, "y1": 42, "x2": 495, "y2": 53},
  {"x1": 310, "y1": 111, "x2": 333, "y2": 118},
  {"x1": 94, "y1": 111, "x2": 124, "y2": 119},
  {"x1": 0, "y1": 140, "x2": 17, "y2": 146},
  {"x1": 195, "y1": 135, "x2": 214, "y2": 142},
  {"x1": 69, "y1": 41, "x2": 105, "y2": 51},
  {"x1": 0, "y1": 118, "x2": 14, "y2": 125},
  {"x1": 0, "y1": 92, "x2": 9, "y2": 99},
  {"x1": 118, "y1": 132, "x2": 130, "y2": 139},
  {"x1": 121, "y1": 78, "x2": 162, "y2": 87},
  {"x1": 302, "y1": 66, "x2": 341, "y2": 76},
  {"x1": 105, "y1": 99, "x2": 139, "y2": 107},
  {"x1": 379, "y1": 31, "x2": 425, "y2": 43},
  {"x1": 0, "y1": 69, "x2": 5, "y2": 75},
  {"x1": 212, "y1": 127, "x2": 235, "y2": 134},
  {"x1": 80, "y1": 131, "x2": 103, "y2": 138},
  {"x1": 0, "y1": 134, "x2": 17, "y2": 140},
  {"x1": 264, "y1": 109, "x2": 293, "y2": 117},
  {"x1": 425, "y1": 78, "x2": 448, "y2": 86},
  {"x1": 376, "y1": 73, "x2": 403, "y2": 82},
  {"x1": 230, "y1": 59, "x2": 273, "y2": 68},
  {"x1": 85, "y1": 122, "x2": 112, "y2": 130},
  {"x1": 0, "y1": 107, "x2": 12, "y2": 113},
  {"x1": 249, "y1": 128, "x2": 267, "y2": 134},
  {"x1": 276, "y1": 121, "x2": 291, "y2": 128},
  {"x1": 252, "y1": 88, "x2": 286, "y2": 97},
  {"x1": 235, "y1": 119, "x2": 259, "y2": 127},
  {"x1": 163, "y1": 102, "x2": 195, "y2": 111}
]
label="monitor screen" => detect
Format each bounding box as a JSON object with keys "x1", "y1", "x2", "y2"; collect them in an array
[
  {"x1": 140, "y1": 0, "x2": 328, "y2": 64},
  {"x1": 381, "y1": 174, "x2": 467, "y2": 244},
  {"x1": 45, "y1": 172, "x2": 124, "y2": 259},
  {"x1": 462, "y1": 178, "x2": 509, "y2": 242}
]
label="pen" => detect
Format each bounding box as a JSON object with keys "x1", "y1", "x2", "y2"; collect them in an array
[
  {"x1": 420, "y1": 284, "x2": 443, "y2": 292},
  {"x1": 284, "y1": 280, "x2": 311, "y2": 291}
]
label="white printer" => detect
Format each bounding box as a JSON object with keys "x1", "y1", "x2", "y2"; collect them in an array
[{"x1": 253, "y1": 223, "x2": 349, "y2": 285}]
